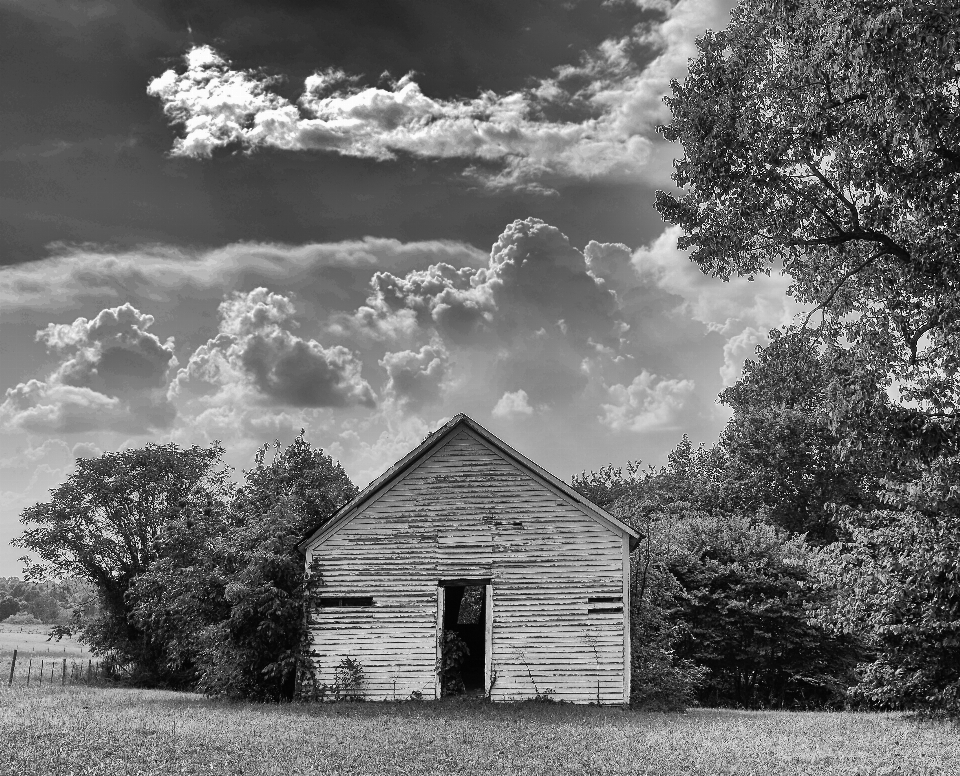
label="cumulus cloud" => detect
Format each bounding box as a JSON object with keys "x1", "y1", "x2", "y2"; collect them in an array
[
  {"x1": 379, "y1": 343, "x2": 449, "y2": 409},
  {"x1": 358, "y1": 218, "x2": 621, "y2": 348},
  {"x1": 632, "y1": 225, "x2": 802, "y2": 386},
  {"x1": 492, "y1": 389, "x2": 534, "y2": 418},
  {"x1": 600, "y1": 370, "x2": 696, "y2": 433},
  {"x1": 0, "y1": 438, "x2": 76, "y2": 510},
  {"x1": 71, "y1": 441, "x2": 102, "y2": 460},
  {"x1": 147, "y1": 0, "x2": 734, "y2": 190},
  {"x1": 326, "y1": 410, "x2": 442, "y2": 487},
  {"x1": 0, "y1": 304, "x2": 177, "y2": 433},
  {"x1": 173, "y1": 287, "x2": 375, "y2": 409},
  {"x1": 352, "y1": 218, "x2": 641, "y2": 409},
  {"x1": 633, "y1": 225, "x2": 799, "y2": 333}
]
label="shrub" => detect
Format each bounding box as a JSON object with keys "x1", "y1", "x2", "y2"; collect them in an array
[
  {"x1": 3, "y1": 612, "x2": 41, "y2": 626},
  {"x1": 668, "y1": 515, "x2": 863, "y2": 709},
  {"x1": 438, "y1": 632, "x2": 470, "y2": 697},
  {"x1": 817, "y1": 457, "x2": 960, "y2": 718}
]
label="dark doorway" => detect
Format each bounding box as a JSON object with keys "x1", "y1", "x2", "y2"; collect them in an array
[{"x1": 441, "y1": 584, "x2": 486, "y2": 694}]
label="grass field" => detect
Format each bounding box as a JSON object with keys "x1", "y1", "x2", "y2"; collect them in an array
[{"x1": 0, "y1": 685, "x2": 956, "y2": 776}]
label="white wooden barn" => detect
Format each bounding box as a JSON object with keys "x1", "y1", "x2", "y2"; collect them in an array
[{"x1": 299, "y1": 413, "x2": 639, "y2": 705}]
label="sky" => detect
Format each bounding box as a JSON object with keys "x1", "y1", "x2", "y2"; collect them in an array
[{"x1": 0, "y1": 0, "x2": 802, "y2": 575}]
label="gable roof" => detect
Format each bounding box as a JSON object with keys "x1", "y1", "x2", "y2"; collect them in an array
[{"x1": 298, "y1": 413, "x2": 640, "y2": 552}]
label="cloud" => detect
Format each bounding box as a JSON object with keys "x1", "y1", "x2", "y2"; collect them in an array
[
  {"x1": 380, "y1": 343, "x2": 449, "y2": 409},
  {"x1": 147, "y1": 0, "x2": 734, "y2": 191},
  {"x1": 0, "y1": 303, "x2": 177, "y2": 434},
  {"x1": 632, "y1": 225, "x2": 799, "y2": 332},
  {"x1": 0, "y1": 438, "x2": 77, "y2": 511},
  {"x1": 0, "y1": 237, "x2": 487, "y2": 312},
  {"x1": 719, "y1": 326, "x2": 765, "y2": 388},
  {"x1": 600, "y1": 370, "x2": 696, "y2": 433},
  {"x1": 492, "y1": 389, "x2": 534, "y2": 418},
  {"x1": 358, "y1": 218, "x2": 621, "y2": 348},
  {"x1": 71, "y1": 441, "x2": 102, "y2": 460},
  {"x1": 353, "y1": 218, "x2": 642, "y2": 410},
  {"x1": 326, "y1": 410, "x2": 442, "y2": 488},
  {"x1": 631, "y1": 225, "x2": 802, "y2": 387},
  {"x1": 173, "y1": 287, "x2": 376, "y2": 409}
]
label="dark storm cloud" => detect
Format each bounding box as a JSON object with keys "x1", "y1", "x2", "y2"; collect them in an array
[{"x1": 0, "y1": 0, "x2": 670, "y2": 265}]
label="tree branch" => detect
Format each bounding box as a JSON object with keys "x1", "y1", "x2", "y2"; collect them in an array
[
  {"x1": 804, "y1": 159, "x2": 860, "y2": 229},
  {"x1": 900, "y1": 313, "x2": 941, "y2": 366},
  {"x1": 803, "y1": 250, "x2": 884, "y2": 327}
]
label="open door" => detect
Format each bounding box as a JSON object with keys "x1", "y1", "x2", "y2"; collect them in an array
[{"x1": 437, "y1": 579, "x2": 492, "y2": 696}]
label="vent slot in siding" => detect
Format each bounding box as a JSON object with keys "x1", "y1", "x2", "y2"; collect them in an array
[
  {"x1": 318, "y1": 596, "x2": 374, "y2": 608},
  {"x1": 588, "y1": 595, "x2": 623, "y2": 615}
]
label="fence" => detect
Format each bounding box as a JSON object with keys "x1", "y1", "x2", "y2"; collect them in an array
[{"x1": 4, "y1": 649, "x2": 105, "y2": 688}]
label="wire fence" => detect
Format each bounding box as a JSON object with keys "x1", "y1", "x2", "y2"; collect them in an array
[{"x1": 4, "y1": 650, "x2": 105, "y2": 687}]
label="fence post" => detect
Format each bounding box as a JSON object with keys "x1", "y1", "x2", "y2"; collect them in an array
[
  {"x1": 62, "y1": 658, "x2": 66, "y2": 686},
  {"x1": 27, "y1": 659, "x2": 32, "y2": 686},
  {"x1": 87, "y1": 659, "x2": 92, "y2": 683},
  {"x1": 39, "y1": 660, "x2": 43, "y2": 688},
  {"x1": 7, "y1": 649, "x2": 15, "y2": 686}
]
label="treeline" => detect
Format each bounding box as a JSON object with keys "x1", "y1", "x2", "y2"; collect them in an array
[
  {"x1": 607, "y1": 0, "x2": 959, "y2": 719},
  {"x1": 14, "y1": 435, "x2": 357, "y2": 700},
  {"x1": 573, "y1": 328, "x2": 960, "y2": 716},
  {"x1": 0, "y1": 577, "x2": 94, "y2": 625}
]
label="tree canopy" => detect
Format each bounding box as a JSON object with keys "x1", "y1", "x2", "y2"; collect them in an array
[
  {"x1": 656, "y1": 0, "x2": 960, "y2": 460},
  {"x1": 128, "y1": 433, "x2": 358, "y2": 700},
  {"x1": 15, "y1": 443, "x2": 232, "y2": 681}
]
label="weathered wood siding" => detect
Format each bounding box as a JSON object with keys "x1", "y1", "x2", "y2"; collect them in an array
[{"x1": 306, "y1": 428, "x2": 628, "y2": 704}]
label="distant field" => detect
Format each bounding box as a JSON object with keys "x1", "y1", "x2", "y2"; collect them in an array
[
  {"x1": 0, "y1": 623, "x2": 97, "y2": 685},
  {"x1": 0, "y1": 685, "x2": 956, "y2": 776}
]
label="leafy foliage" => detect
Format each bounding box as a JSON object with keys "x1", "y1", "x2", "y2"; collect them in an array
[
  {"x1": 580, "y1": 434, "x2": 863, "y2": 711},
  {"x1": 570, "y1": 461, "x2": 643, "y2": 510},
  {"x1": 0, "y1": 577, "x2": 86, "y2": 624},
  {"x1": 626, "y1": 535, "x2": 707, "y2": 711},
  {"x1": 815, "y1": 456, "x2": 960, "y2": 716},
  {"x1": 14, "y1": 443, "x2": 232, "y2": 685},
  {"x1": 719, "y1": 328, "x2": 880, "y2": 542},
  {"x1": 657, "y1": 0, "x2": 960, "y2": 461},
  {"x1": 195, "y1": 435, "x2": 357, "y2": 701},
  {"x1": 332, "y1": 656, "x2": 365, "y2": 701},
  {"x1": 668, "y1": 515, "x2": 862, "y2": 709},
  {"x1": 438, "y1": 632, "x2": 471, "y2": 697},
  {"x1": 15, "y1": 433, "x2": 354, "y2": 701}
]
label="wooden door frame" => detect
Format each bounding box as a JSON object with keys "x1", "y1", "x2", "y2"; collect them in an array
[
  {"x1": 484, "y1": 583, "x2": 493, "y2": 695},
  {"x1": 435, "y1": 580, "x2": 494, "y2": 698}
]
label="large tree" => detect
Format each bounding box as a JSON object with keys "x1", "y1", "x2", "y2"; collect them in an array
[
  {"x1": 15, "y1": 443, "x2": 232, "y2": 682},
  {"x1": 656, "y1": 0, "x2": 960, "y2": 461},
  {"x1": 129, "y1": 433, "x2": 358, "y2": 700}
]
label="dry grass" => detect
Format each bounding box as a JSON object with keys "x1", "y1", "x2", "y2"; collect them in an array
[{"x1": 0, "y1": 686, "x2": 956, "y2": 775}]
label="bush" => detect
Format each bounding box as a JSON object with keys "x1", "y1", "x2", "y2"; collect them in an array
[
  {"x1": 817, "y1": 457, "x2": 960, "y2": 717},
  {"x1": 629, "y1": 549, "x2": 706, "y2": 710},
  {"x1": 4, "y1": 612, "x2": 42, "y2": 626},
  {"x1": 668, "y1": 515, "x2": 863, "y2": 709}
]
